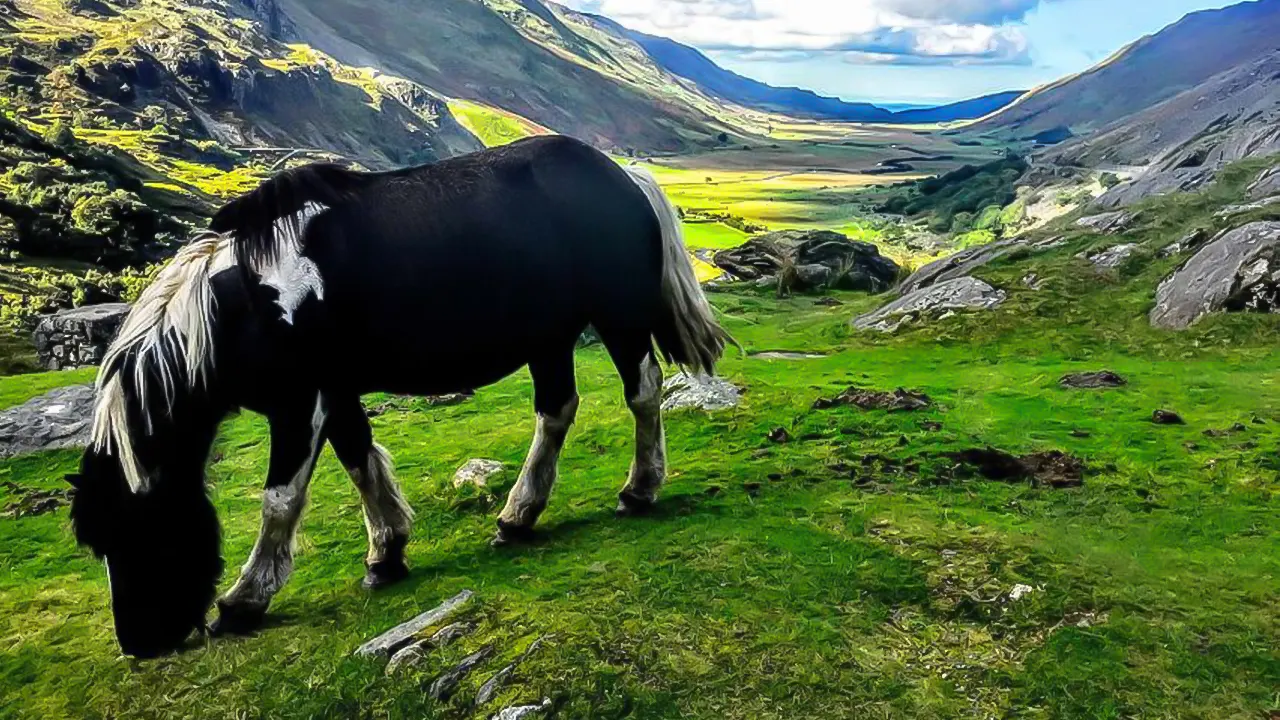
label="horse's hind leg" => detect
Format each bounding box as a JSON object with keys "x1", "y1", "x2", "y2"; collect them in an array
[
  {"x1": 212, "y1": 393, "x2": 328, "y2": 635},
  {"x1": 326, "y1": 396, "x2": 414, "y2": 589},
  {"x1": 494, "y1": 349, "x2": 579, "y2": 546},
  {"x1": 605, "y1": 334, "x2": 667, "y2": 516}
]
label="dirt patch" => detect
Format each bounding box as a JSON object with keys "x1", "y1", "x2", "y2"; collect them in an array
[
  {"x1": 813, "y1": 387, "x2": 932, "y2": 412},
  {"x1": 2, "y1": 481, "x2": 70, "y2": 519},
  {"x1": 1060, "y1": 371, "x2": 1126, "y2": 389},
  {"x1": 947, "y1": 448, "x2": 1084, "y2": 489}
]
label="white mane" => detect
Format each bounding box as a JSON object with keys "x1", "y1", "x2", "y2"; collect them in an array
[{"x1": 91, "y1": 234, "x2": 235, "y2": 493}]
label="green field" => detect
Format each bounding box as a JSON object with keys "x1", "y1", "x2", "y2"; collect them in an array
[{"x1": 2, "y1": 162, "x2": 1279, "y2": 718}]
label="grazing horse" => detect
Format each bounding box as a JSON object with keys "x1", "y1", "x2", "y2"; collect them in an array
[{"x1": 66, "y1": 136, "x2": 734, "y2": 658}]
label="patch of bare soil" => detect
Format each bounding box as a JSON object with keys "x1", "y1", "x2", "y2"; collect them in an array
[
  {"x1": 813, "y1": 387, "x2": 932, "y2": 412},
  {"x1": 946, "y1": 448, "x2": 1084, "y2": 489}
]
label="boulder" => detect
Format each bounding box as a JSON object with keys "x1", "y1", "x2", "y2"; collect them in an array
[
  {"x1": 1076, "y1": 211, "x2": 1136, "y2": 234},
  {"x1": 1084, "y1": 243, "x2": 1139, "y2": 270},
  {"x1": 0, "y1": 385, "x2": 96, "y2": 458},
  {"x1": 898, "y1": 239, "x2": 1022, "y2": 296},
  {"x1": 1215, "y1": 195, "x2": 1280, "y2": 219},
  {"x1": 1248, "y1": 165, "x2": 1280, "y2": 200},
  {"x1": 453, "y1": 459, "x2": 505, "y2": 489},
  {"x1": 1150, "y1": 222, "x2": 1280, "y2": 329},
  {"x1": 853, "y1": 277, "x2": 1006, "y2": 333},
  {"x1": 713, "y1": 230, "x2": 900, "y2": 293},
  {"x1": 1158, "y1": 229, "x2": 1209, "y2": 258},
  {"x1": 1093, "y1": 168, "x2": 1215, "y2": 210},
  {"x1": 662, "y1": 374, "x2": 740, "y2": 412},
  {"x1": 32, "y1": 303, "x2": 129, "y2": 370}
]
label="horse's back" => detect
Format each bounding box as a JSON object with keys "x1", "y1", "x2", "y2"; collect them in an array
[{"x1": 296, "y1": 137, "x2": 665, "y2": 395}]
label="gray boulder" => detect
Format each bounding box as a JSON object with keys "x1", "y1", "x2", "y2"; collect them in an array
[
  {"x1": 1249, "y1": 165, "x2": 1280, "y2": 200},
  {"x1": 1093, "y1": 168, "x2": 1215, "y2": 210},
  {"x1": 1076, "y1": 211, "x2": 1136, "y2": 234},
  {"x1": 898, "y1": 239, "x2": 1022, "y2": 296},
  {"x1": 713, "y1": 230, "x2": 900, "y2": 293},
  {"x1": 33, "y1": 303, "x2": 129, "y2": 370},
  {"x1": 662, "y1": 374, "x2": 740, "y2": 412},
  {"x1": 1150, "y1": 221, "x2": 1280, "y2": 329},
  {"x1": 0, "y1": 385, "x2": 96, "y2": 458},
  {"x1": 1215, "y1": 195, "x2": 1280, "y2": 219},
  {"x1": 453, "y1": 459, "x2": 505, "y2": 489},
  {"x1": 1084, "y1": 243, "x2": 1139, "y2": 270},
  {"x1": 854, "y1": 277, "x2": 1007, "y2": 332}
]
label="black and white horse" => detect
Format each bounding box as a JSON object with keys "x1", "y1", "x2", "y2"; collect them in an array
[{"x1": 67, "y1": 136, "x2": 734, "y2": 658}]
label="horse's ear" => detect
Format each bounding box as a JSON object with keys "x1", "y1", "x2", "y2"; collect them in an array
[{"x1": 65, "y1": 473, "x2": 84, "y2": 490}]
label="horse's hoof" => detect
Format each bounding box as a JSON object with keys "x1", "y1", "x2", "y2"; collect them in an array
[
  {"x1": 208, "y1": 600, "x2": 266, "y2": 637},
  {"x1": 492, "y1": 519, "x2": 536, "y2": 547},
  {"x1": 615, "y1": 492, "x2": 655, "y2": 518},
  {"x1": 363, "y1": 559, "x2": 410, "y2": 590}
]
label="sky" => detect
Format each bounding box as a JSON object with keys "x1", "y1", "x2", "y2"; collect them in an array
[{"x1": 559, "y1": 0, "x2": 1243, "y2": 104}]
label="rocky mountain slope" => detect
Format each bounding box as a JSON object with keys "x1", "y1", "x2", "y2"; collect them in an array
[{"x1": 974, "y1": 0, "x2": 1280, "y2": 138}]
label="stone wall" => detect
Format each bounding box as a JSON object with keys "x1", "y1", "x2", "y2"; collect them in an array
[{"x1": 32, "y1": 303, "x2": 130, "y2": 370}]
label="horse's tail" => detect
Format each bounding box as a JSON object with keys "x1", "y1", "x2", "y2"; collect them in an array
[
  {"x1": 210, "y1": 162, "x2": 370, "y2": 271},
  {"x1": 624, "y1": 165, "x2": 739, "y2": 375},
  {"x1": 92, "y1": 234, "x2": 234, "y2": 494}
]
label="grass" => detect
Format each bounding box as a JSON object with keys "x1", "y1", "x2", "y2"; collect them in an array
[
  {"x1": 2, "y1": 169, "x2": 1280, "y2": 718},
  {"x1": 448, "y1": 100, "x2": 553, "y2": 148}
]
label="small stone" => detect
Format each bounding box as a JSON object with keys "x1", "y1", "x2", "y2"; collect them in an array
[
  {"x1": 766, "y1": 427, "x2": 791, "y2": 444},
  {"x1": 454, "y1": 459, "x2": 505, "y2": 489},
  {"x1": 1060, "y1": 371, "x2": 1127, "y2": 389},
  {"x1": 475, "y1": 637, "x2": 546, "y2": 705},
  {"x1": 662, "y1": 374, "x2": 741, "y2": 412},
  {"x1": 1152, "y1": 410, "x2": 1185, "y2": 425},
  {"x1": 1008, "y1": 584, "x2": 1035, "y2": 601},
  {"x1": 354, "y1": 590, "x2": 474, "y2": 657},
  {"x1": 429, "y1": 645, "x2": 494, "y2": 701},
  {"x1": 491, "y1": 699, "x2": 552, "y2": 720}
]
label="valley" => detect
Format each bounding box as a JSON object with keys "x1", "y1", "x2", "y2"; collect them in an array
[{"x1": 1, "y1": 0, "x2": 1279, "y2": 717}]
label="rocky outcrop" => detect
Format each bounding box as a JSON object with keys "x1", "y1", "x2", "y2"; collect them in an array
[
  {"x1": 713, "y1": 230, "x2": 900, "y2": 293},
  {"x1": 1092, "y1": 168, "x2": 1215, "y2": 210},
  {"x1": 33, "y1": 303, "x2": 129, "y2": 370},
  {"x1": 1083, "y1": 243, "x2": 1139, "y2": 270},
  {"x1": 898, "y1": 239, "x2": 1021, "y2": 296},
  {"x1": 854, "y1": 277, "x2": 1006, "y2": 332},
  {"x1": 0, "y1": 385, "x2": 95, "y2": 458},
  {"x1": 662, "y1": 374, "x2": 740, "y2": 412},
  {"x1": 1076, "y1": 211, "x2": 1136, "y2": 234},
  {"x1": 1150, "y1": 221, "x2": 1280, "y2": 329},
  {"x1": 1249, "y1": 165, "x2": 1280, "y2": 200}
]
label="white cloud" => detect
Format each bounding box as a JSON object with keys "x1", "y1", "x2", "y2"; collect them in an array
[{"x1": 562, "y1": 0, "x2": 1044, "y2": 64}]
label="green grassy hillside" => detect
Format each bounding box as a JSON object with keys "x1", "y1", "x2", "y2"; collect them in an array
[{"x1": 1, "y1": 157, "x2": 1278, "y2": 719}]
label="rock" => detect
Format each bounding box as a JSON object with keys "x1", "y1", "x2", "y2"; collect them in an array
[
  {"x1": 1248, "y1": 165, "x2": 1280, "y2": 200},
  {"x1": 1093, "y1": 168, "x2": 1215, "y2": 210},
  {"x1": 1203, "y1": 423, "x2": 1247, "y2": 438},
  {"x1": 1158, "y1": 229, "x2": 1209, "y2": 258},
  {"x1": 1084, "y1": 243, "x2": 1138, "y2": 270},
  {"x1": 1022, "y1": 272, "x2": 1043, "y2": 290},
  {"x1": 454, "y1": 459, "x2": 505, "y2": 489},
  {"x1": 491, "y1": 699, "x2": 552, "y2": 720},
  {"x1": 662, "y1": 374, "x2": 740, "y2": 412},
  {"x1": 1008, "y1": 584, "x2": 1035, "y2": 601},
  {"x1": 385, "y1": 621, "x2": 476, "y2": 674},
  {"x1": 751, "y1": 351, "x2": 826, "y2": 360},
  {"x1": 32, "y1": 303, "x2": 129, "y2": 371},
  {"x1": 898, "y1": 239, "x2": 1022, "y2": 296},
  {"x1": 1150, "y1": 222, "x2": 1280, "y2": 329},
  {"x1": 1060, "y1": 371, "x2": 1126, "y2": 389},
  {"x1": 0, "y1": 385, "x2": 96, "y2": 459},
  {"x1": 713, "y1": 230, "x2": 900, "y2": 293},
  {"x1": 428, "y1": 645, "x2": 494, "y2": 701},
  {"x1": 476, "y1": 637, "x2": 546, "y2": 705},
  {"x1": 1076, "y1": 211, "x2": 1135, "y2": 234},
  {"x1": 766, "y1": 427, "x2": 791, "y2": 444},
  {"x1": 1152, "y1": 410, "x2": 1186, "y2": 425},
  {"x1": 853, "y1": 277, "x2": 1006, "y2": 332},
  {"x1": 354, "y1": 589, "x2": 474, "y2": 657},
  {"x1": 1215, "y1": 196, "x2": 1280, "y2": 219},
  {"x1": 813, "y1": 387, "x2": 932, "y2": 412}
]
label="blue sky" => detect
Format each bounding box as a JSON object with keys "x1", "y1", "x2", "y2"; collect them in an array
[{"x1": 561, "y1": 0, "x2": 1242, "y2": 104}]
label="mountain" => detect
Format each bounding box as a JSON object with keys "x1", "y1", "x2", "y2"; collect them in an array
[
  {"x1": 602, "y1": 20, "x2": 894, "y2": 122},
  {"x1": 606, "y1": 17, "x2": 1021, "y2": 124},
  {"x1": 974, "y1": 0, "x2": 1280, "y2": 138},
  {"x1": 891, "y1": 92, "x2": 1026, "y2": 124}
]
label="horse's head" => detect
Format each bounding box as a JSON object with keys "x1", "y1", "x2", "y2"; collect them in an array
[{"x1": 69, "y1": 447, "x2": 223, "y2": 658}]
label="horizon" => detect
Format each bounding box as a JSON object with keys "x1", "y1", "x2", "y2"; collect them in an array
[{"x1": 562, "y1": 0, "x2": 1244, "y2": 104}]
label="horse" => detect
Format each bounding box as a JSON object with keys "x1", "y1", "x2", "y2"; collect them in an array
[{"x1": 66, "y1": 135, "x2": 735, "y2": 658}]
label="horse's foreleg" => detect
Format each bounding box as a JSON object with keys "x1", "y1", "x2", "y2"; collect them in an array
[
  {"x1": 327, "y1": 396, "x2": 414, "y2": 589},
  {"x1": 495, "y1": 352, "x2": 579, "y2": 545},
  {"x1": 211, "y1": 394, "x2": 327, "y2": 635},
  {"x1": 617, "y1": 354, "x2": 666, "y2": 516}
]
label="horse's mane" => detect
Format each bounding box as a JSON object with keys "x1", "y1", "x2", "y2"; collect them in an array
[
  {"x1": 210, "y1": 163, "x2": 371, "y2": 272},
  {"x1": 91, "y1": 234, "x2": 234, "y2": 493}
]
